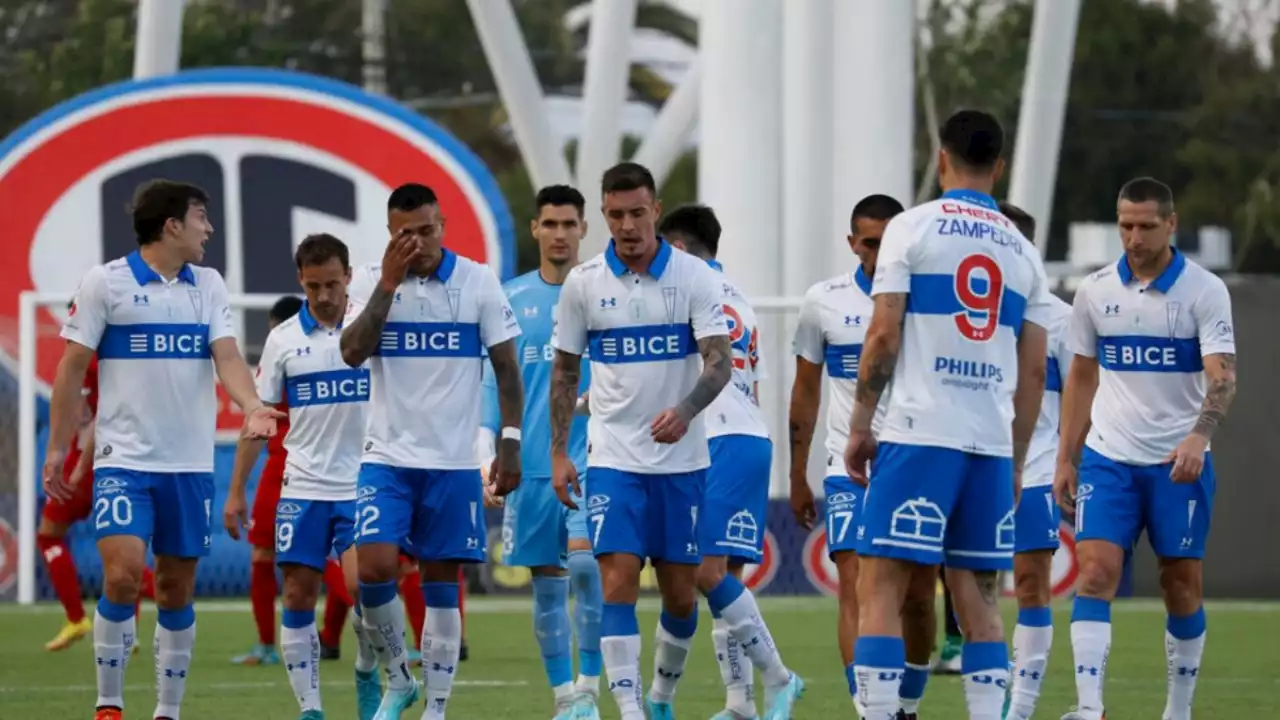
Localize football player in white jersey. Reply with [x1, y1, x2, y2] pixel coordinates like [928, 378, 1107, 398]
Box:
[789, 195, 939, 720]
[1054, 178, 1236, 720]
[548, 163, 732, 720]
[843, 110, 1055, 720]
[224, 234, 382, 719]
[43, 180, 282, 720]
[992, 202, 1075, 720]
[661, 204, 803, 720]
[342, 183, 524, 719]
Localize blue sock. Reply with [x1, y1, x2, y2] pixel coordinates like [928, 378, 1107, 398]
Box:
[961, 641, 1010, 716]
[532, 576, 573, 690]
[900, 662, 929, 712]
[567, 550, 603, 678]
[853, 636, 905, 715]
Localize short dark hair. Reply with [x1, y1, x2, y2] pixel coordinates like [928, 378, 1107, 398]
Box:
[295, 233, 350, 270]
[1118, 176, 1175, 218]
[659, 204, 722, 258]
[388, 183, 438, 212]
[940, 109, 1004, 171]
[601, 162, 657, 197]
[998, 201, 1036, 241]
[851, 194, 905, 227]
[131, 179, 209, 245]
[270, 295, 304, 324]
[535, 185, 586, 217]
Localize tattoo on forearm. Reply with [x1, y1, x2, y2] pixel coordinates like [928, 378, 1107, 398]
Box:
[975, 571, 1000, 607]
[855, 294, 904, 406]
[340, 285, 395, 365]
[1193, 354, 1237, 439]
[550, 350, 582, 454]
[487, 340, 524, 429]
[676, 335, 733, 420]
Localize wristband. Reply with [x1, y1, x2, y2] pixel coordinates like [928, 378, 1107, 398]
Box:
[501, 426, 522, 442]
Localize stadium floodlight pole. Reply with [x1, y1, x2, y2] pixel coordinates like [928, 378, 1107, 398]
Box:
[361, 0, 388, 95]
[1008, 0, 1083, 257]
[17, 292, 44, 605]
[782, 0, 833, 300]
[631, 60, 702, 190]
[575, 0, 639, 257]
[133, 0, 186, 79]
[830, 0, 914, 275]
[465, 0, 572, 192]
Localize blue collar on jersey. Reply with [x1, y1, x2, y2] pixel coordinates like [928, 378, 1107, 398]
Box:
[297, 300, 343, 334]
[605, 238, 673, 278]
[1116, 246, 1186, 293]
[126, 250, 196, 286]
[941, 188, 1000, 211]
[419, 248, 457, 282]
[854, 265, 873, 295]
[705, 258, 723, 272]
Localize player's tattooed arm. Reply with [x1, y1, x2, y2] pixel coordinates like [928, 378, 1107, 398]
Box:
[676, 335, 733, 421]
[487, 340, 524, 431]
[852, 293, 905, 428]
[1193, 353, 1237, 440]
[340, 285, 395, 366]
[550, 350, 583, 455]
[788, 358, 823, 481]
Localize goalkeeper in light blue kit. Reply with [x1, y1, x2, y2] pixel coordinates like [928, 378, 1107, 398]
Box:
[479, 185, 604, 720]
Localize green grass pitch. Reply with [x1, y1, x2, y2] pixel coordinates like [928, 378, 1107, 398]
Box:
[0, 597, 1276, 718]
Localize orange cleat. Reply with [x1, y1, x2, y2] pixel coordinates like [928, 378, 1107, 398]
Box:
[94, 708, 123, 720]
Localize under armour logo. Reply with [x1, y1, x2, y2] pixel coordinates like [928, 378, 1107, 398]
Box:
[133, 294, 149, 305]
[1104, 304, 1120, 315]
[96, 657, 120, 667]
[600, 297, 617, 308]
[1077, 665, 1100, 676]
[164, 668, 188, 678]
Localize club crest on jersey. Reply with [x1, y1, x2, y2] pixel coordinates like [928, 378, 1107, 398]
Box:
[448, 288, 462, 323]
[663, 286, 677, 324]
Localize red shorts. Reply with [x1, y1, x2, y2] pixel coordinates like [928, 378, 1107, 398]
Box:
[42, 464, 94, 526]
[248, 459, 286, 550]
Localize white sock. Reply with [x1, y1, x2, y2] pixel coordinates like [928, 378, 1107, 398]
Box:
[853, 636, 904, 720]
[352, 606, 379, 674]
[602, 634, 644, 716]
[959, 642, 1010, 720]
[93, 602, 136, 710]
[154, 610, 197, 719]
[1070, 620, 1111, 720]
[421, 606, 463, 718]
[281, 621, 322, 712]
[575, 673, 600, 698]
[1008, 612, 1054, 719]
[650, 617, 695, 704]
[360, 585, 414, 692]
[1163, 620, 1206, 720]
[713, 616, 756, 718]
[717, 588, 790, 689]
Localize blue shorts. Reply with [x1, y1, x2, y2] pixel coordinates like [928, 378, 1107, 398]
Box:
[822, 474, 865, 558]
[502, 475, 589, 568]
[859, 442, 1015, 571]
[1075, 447, 1215, 559]
[587, 467, 704, 565]
[1015, 485, 1061, 553]
[355, 464, 486, 562]
[699, 435, 771, 564]
[93, 468, 214, 558]
[275, 499, 356, 571]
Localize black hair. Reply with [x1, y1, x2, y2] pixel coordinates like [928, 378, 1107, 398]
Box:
[997, 201, 1036, 241]
[940, 109, 1004, 171]
[851, 194, 905, 227]
[658, 204, 722, 258]
[270, 295, 304, 324]
[535, 185, 586, 217]
[601, 162, 657, 197]
[295, 233, 350, 270]
[1118, 176, 1175, 218]
[387, 183, 438, 212]
[131, 179, 209, 245]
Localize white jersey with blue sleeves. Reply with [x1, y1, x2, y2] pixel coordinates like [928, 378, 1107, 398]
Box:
[348, 249, 521, 469]
[872, 189, 1056, 457]
[551, 241, 730, 473]
[256, 300, 369, 501]
[792, 267, 881, 460]
[705, 260, 769, 440]
[1023, 294, 1074, 487]
[1068, 249, 1235, 465]
[480, 270, 590, 477]
[61, 251, 235, 473]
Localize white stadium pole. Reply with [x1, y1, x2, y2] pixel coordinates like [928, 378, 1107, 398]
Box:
[632, 60, 702, 190]
[1008, 0, 1083, 256]
[782, 0, 834, 298]
[133, 0, 187, 79]
[17, 293, 43, 605]
[576, 0, 639, 257]
[361, 0, 388, 95]
[830, 0, 914, 274]
[466, 0, 573, 191]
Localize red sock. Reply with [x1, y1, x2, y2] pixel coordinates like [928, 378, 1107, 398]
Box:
[250, 560, 278, 646]
[319, 560, 351, 647]
[456, 566, 466, 636]
[37, 535, 84, 624]
[400, 569, 425, 649]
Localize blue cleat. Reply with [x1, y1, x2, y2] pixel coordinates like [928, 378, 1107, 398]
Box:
[371, 679, 420, 720]
[230, 644, 280, 666]
[762, 673, 805, 720]
[299, 711, 324, 720]
[355, 667, 383, 720]
[710, 711, 756, 719]
[646, 696, 675, 719]
[568, 693, 602, 720]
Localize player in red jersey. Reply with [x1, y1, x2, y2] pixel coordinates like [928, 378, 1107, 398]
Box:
[40, 346, 157, 651]
[228, 296, 303, 666]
